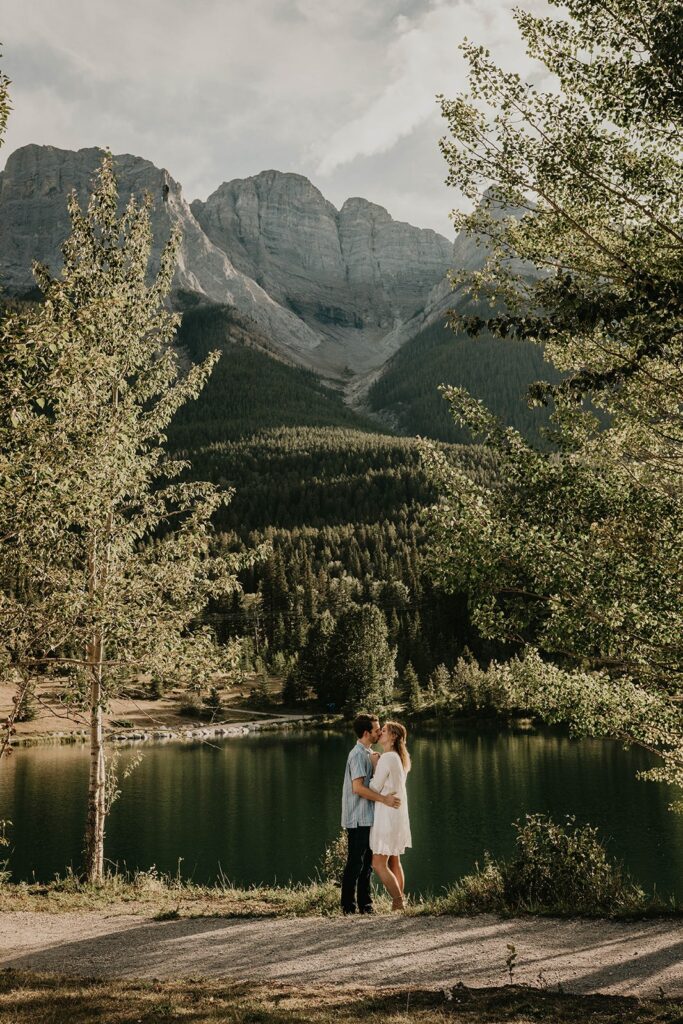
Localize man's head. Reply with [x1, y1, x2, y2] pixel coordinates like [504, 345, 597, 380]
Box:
[353, 713, 381, 744]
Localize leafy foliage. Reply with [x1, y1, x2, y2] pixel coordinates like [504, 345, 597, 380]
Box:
[433, 814, 647, 916]
[424, 0, 683, 802]
[0, 155, 252, 876]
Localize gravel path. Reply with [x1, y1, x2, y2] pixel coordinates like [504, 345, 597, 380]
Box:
[3, 913, 683, 997]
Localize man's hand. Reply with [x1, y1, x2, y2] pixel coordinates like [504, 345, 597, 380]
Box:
[383, 793, 401, 808]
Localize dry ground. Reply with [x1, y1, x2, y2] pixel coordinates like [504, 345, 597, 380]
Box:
[1, 678, 290, 743]
[2, 971, 683, 1024]
[1, 912, 682, 999]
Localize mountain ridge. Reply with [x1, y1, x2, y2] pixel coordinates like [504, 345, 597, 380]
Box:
[0, 143, 458, 382]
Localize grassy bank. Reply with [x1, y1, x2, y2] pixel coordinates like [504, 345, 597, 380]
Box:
[2, 813, 678, 920]
[1, 970, 681, 1024]
[1, 872, 677, 921]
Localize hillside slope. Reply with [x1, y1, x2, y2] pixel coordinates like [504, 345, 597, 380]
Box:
[366, 320, 558, 445]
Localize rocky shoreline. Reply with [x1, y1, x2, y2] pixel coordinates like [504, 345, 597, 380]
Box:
[11, 713, 324, 749]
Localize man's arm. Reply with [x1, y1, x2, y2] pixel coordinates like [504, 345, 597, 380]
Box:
[352, 777, 401, 808]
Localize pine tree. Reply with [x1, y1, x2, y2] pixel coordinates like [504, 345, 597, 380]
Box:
[428, 663, 451, 702]
[324, 604, 395, 713]
[403, 661, 423, 715]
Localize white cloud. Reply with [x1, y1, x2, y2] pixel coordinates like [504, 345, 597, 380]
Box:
[1, 0, 554, 234]
[313, 0, 547, 176]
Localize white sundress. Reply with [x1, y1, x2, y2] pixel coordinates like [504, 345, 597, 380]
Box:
[368, 750, 412, 856]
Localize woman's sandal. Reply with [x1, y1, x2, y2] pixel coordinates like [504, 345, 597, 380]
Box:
[391, 896, 406, 911]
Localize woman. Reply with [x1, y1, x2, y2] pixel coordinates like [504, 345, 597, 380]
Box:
[369, 721, 412, 910]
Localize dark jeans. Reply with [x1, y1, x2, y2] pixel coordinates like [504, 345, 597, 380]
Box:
[340, 825, 373, 913]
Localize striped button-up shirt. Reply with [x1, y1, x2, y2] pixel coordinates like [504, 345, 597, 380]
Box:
[341, 741, 375, 828]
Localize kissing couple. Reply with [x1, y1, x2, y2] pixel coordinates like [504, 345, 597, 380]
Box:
[340, 712, 412, 913]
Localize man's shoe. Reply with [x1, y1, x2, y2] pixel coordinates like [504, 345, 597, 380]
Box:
[359, 906, 374, 915]
[342, 907, 357, 915]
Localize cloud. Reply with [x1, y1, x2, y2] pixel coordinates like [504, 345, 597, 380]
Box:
[313, 0, 548, 175]
[1, 0, 552, 235]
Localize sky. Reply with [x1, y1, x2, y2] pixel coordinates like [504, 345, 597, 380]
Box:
[0, 0, 549, 238]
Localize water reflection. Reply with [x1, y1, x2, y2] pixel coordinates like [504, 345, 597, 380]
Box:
[1, 728, 682, 897]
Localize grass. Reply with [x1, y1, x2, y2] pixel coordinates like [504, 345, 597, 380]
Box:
[0, 971, 681, 1024]
[0, 872, 345, 918]
[1, 816, 679, 921]
[0, 870, 678, 921]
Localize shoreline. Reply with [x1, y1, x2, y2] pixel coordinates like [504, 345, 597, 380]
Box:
[8, 712, 326, 749]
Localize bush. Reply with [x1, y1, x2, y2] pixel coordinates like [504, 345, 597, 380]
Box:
[318, 829, 347, 884]
[431, 854, 507, 915]
[179, 693, 204, 718]
[502, 814, 645, 914]
[432, 814, 646, 917]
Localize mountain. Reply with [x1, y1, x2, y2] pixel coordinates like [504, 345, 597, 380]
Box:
[191, 171, 453, 375]
[0, 145, 323, 364]
[0, 145, 455, 380]
[0, 143, 550, 444]
[169, 305, 381, 448]
[366, 319, 557, 446]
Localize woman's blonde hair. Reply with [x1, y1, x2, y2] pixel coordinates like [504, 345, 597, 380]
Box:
[385, 720, 411, 772]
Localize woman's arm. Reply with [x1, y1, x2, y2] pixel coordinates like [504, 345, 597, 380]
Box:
[369, 755, 391, 794]
[352, 777, 400, 807]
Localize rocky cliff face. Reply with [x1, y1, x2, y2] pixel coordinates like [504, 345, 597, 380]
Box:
[0, 145, 322, 360]
[0, 145, 459, 379]
[191, 171, 454, 342]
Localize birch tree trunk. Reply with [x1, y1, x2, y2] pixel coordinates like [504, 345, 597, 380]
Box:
[85, 638, 106, 882]
[85, 388, 117, 883]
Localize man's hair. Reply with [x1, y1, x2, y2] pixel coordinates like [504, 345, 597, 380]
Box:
[353, 713, 379, 739]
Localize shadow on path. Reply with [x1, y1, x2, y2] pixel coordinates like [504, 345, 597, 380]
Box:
[1, 913, 682, 997]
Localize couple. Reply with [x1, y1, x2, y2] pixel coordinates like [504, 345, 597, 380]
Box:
[340, 712, 411, 913]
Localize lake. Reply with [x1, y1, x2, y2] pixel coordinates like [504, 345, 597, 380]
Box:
[2, 727, 683, 898]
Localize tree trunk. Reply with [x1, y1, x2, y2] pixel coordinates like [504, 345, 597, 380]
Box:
[84, 527, 107, 884]
[85, 390, 117, 883]
[85, 640, 106, 883]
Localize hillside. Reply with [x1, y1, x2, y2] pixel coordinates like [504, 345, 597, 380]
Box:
[366, 320, 558, 446]
[169, 306, 381, 447]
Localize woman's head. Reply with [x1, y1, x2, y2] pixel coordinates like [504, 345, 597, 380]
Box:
[380, 720, 411, 771]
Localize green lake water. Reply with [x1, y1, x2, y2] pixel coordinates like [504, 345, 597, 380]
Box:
[2, 727, 682, 898]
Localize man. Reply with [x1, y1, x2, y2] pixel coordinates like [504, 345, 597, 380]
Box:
[340, 712, 401, 914]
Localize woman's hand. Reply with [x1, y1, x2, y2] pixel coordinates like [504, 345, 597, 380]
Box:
[370, 751, 381, 769]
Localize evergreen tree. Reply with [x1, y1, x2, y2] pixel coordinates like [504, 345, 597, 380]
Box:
[323, 604, 395, 713]
[403, 661, 423, 715]
[428, 663, 451, 702]
[284, 610, 335, 704]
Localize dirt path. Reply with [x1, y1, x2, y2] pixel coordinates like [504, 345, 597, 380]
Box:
[2, 913, 682, 997]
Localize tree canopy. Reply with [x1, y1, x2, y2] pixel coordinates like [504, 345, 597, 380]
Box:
[424, 0, 683, 802]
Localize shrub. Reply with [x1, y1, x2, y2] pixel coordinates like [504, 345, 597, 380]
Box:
[179, 693, 204, 718]
[318, 829, 347, 884]
[432, 814, 646, 916]
[502, 814, 645, 914]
